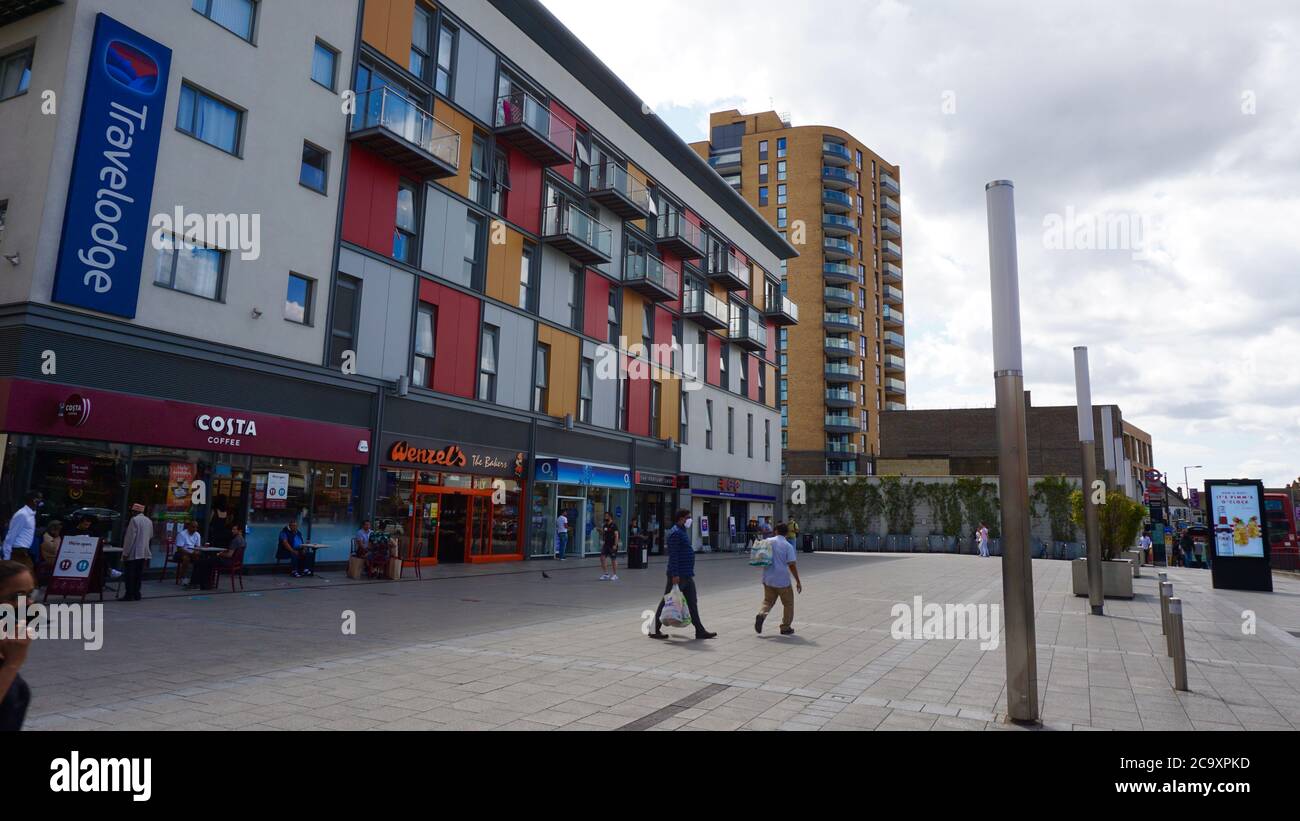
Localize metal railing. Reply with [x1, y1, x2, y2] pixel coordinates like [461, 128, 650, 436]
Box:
[683, 288, 728, 325]
[351, 87, 461, 169]
[589, 162, 651, 212]
[543, 203, 611, 257]
[624, 247, 679, 293]
[494, 89, 575, 154]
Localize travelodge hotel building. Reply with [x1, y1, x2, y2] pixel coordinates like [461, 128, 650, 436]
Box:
[0, 0, 795, 569]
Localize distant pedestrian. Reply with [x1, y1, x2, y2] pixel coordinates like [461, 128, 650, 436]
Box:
[555, 510, 570, 561]
[121, 503, 152, 601]
[648, 509, 716, 640]
[0, 560, 36, 731]
[1, 491, 40, 564]
[977, 522, 990, 557]
[1138, 532, 1153, 564]
[599, 512, 620, 581]
[755, 522, 802, 636]
[278, 520, 310, 577]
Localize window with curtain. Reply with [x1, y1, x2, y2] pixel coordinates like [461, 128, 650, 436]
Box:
[177, 83, 243, 155]
[192, 0, 256, 42]
[413, 304, 435, 387]
[155, 238, 225, 301]
[479, 325, 498, 402]
[394, 181, 417, 263]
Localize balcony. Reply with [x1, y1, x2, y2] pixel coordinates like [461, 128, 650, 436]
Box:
[826, 442, 859, 459]
[623, 247, 679, 301]
[762, 295, 799, 326]
[825, 388, 856, 409]
[884, 330, 905, 350]
[823, 237, 854, 261]
[708, 250, 751, 291]
[884, 353, 905, 373]
[0, 0, 63, 26]
[823, 286, 855, 308]
[882, 218, 902, 238]
[882, 196, 901, 217]
[728, 306, 767, 352]
[883, 305, 904, 328]
[683, 289, 728, 331]
[709, 150, 742, 173]
[823, 189, 853, 214]
[823, 312, 861, 332]
[823, 262, 859, 285]
[822, 166, 857, 189]
[822, 141, 852, 166]
[882, 240, 903, 261]
[885, 377, 906, 395]
[824, 336, 855, 358]
[349, 87, 460, 179]
[494, 90, 575, 166]
[882, 262, 903, 283]
[825, 415, 860, 434]
[880, 172, 900, 195]
[655, 211, 706, 260]
[825, 363, 862, 383]
[823, 213, 858, 237]
[542, 204, 611, 265]
[886, 401, 907, 411]
[883, 284, 904, 304]
[588, 162, 651, 219]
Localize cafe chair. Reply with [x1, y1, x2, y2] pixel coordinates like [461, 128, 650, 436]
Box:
[159, 543, 192, 584]
[400, 538, 422, 580]
[214, 543, 246, 592]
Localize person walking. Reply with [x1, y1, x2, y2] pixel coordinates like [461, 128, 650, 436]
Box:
[121, 503, 152, 601]
[977, 522, 990, 557]
[755, 522, 802, 636]
[599, 511, 620, 581]
[648, 509, 716, 640]
[1, 491, 40, 564]
[555, 509, 569, 561]
[0, 560, 36, 731]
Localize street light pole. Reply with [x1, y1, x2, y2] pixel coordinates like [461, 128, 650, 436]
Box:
[1184, 466, 1202, 502]
[1075, 347, 1103, 616]
[986, 180, 1038, 724]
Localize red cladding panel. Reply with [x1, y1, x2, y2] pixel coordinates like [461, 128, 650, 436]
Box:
[706, 334, 721, 386]
[660, 252, 682, 312]
[585, 274, 611, 339]
[655, 307, 674, 369]
[505, 148, 543, 234]
[419, 279, 481, 398]
[626, 355, 650, 437]
[342, 148, 399, 256]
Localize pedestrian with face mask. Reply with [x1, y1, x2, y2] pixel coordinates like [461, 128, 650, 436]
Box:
[648, 509, 716, 640]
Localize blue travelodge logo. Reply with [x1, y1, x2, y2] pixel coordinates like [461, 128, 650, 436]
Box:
[104, 40, 160, 94]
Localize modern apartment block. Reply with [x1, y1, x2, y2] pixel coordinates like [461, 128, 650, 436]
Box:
[692, 110, 903, 477]
[0, 0, 795, 569]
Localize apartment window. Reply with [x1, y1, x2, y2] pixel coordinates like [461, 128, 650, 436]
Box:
[777, 160, 787, 181]
[779, 328, 788, 350]
[779, 379, 788, 402]
[490, 150, 511, 214]
[776, 138, 787, 158]
[642, 302, 654, 353]
[719, 340, 728, 387]
[478, 325, 499, 402]
[568, 264, 583, 329]
[618, 376, 631, 431]
[410, 5, 433, 81]
[759, 363, 767, 400]
[680, 393, 689, 445]
[154, 237, 225, 301]
[0, 48, 33, 101]
[311, 40, 338, 90]
[519, 243, 536, 310]
[435, 21, 457, 95]
[781, 406, 788, 427]
[650, 381, 662, 438]
[872, 160, 877, 178]
[177, 83, 243, 155]
[534, 344, 550, 412]
[468, 136, 490, 207]
[572, 134, 591, 189]
[579, 358, 594, 423]
[764, 419, 771, 461]
[739, 354, 749, 397]
[464, 213, 485, 282]
[777, 184, 787, 205]
[412, 304, 435, 387]
[192, 0, 256, 42]
[329, 274, 361, 367]
[727, 407, 735, 454]
[758, 140, 769, 160]
[705, 400, 714, 449]
[758, 187, 769, 207]
[393, 181, 418, 263]
[672, 317, 682, 372]
[607, 290, 620, 344]
[747, 413, 754, 458]
[284, 273, 314, 324]
[776, 208, 787, 229]
[856, 149, 863, 169]
[299, 142, 329, 194]
[0, 200, 7, 246]
[756, 163, 769, 185]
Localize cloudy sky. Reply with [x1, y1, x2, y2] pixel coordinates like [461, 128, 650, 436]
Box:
[543, 0, 1300, 491]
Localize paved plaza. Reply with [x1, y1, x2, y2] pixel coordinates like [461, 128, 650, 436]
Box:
[20, 551, 1300, 731]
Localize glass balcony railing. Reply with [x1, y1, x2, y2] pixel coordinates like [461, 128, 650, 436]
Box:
[885, 377, 906, 393]
[542, 203, 611, 259]
[886, 401, 907, 411]
[826, 442, 859, 455]
[883, 284, 904, 303]
[709, 150, 742, 168]
[822, 166, 856, 186]
[882, 218, 902, 236]
[882, 240, 903, 259]
[882, 196, 901, 216]
[824, 312, 861, 330]
[883, 305, 903, 324]
[824, 336, 854, 354]
[709, 250, 751, 288]
[728, 308, 766, 348]
[884, 354, 906, 370]
[683, 289, 728, 326]
[882, 262, 903, 281]
[822, 142, 852, 164]
[825, 363, 861, 380]
[824, 237, 854, 256]
[494, 89, 575, 156]
[823, 189, 853, 210]
[351, 87, 461, 170]
[823, 262, 859, 282]
[823, 214, 858, 234]
[825, 388, 856, 403]
[624, 247, 679, 295]
[825, 415, 857, 429]
[824, 286, 855, 305]
[884, 330, 905, 348]
[655, 210, 705, 256]
[880, 173, 900, 194]
[589, 162, 651, 214]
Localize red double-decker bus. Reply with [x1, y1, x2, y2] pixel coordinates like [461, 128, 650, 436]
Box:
[1264, 492, 1298, 555]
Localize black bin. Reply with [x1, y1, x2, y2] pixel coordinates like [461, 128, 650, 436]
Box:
[626, 536, 647, 569]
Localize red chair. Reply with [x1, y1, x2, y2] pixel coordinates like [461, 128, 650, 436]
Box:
[159, 543, 192, 584]
[213, 543, 246, 592]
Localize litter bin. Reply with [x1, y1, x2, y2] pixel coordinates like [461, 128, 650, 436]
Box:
[802, 534, 815, 554]
[626, 536, 647, 569]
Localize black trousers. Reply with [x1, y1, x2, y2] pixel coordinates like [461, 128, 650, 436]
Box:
[122, 559, 146, 600]
[653, 575, 707, 635]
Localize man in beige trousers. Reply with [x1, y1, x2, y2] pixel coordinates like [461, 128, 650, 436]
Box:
[121, 503, 152, 601]
[755, 522, 802, 636]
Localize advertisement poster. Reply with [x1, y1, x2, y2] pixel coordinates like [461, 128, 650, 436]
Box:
[47, 534, 102, 598]
[266, 472, 289, 510]
[167, 462, 194, 510]
[1210, 484, 1265, 558]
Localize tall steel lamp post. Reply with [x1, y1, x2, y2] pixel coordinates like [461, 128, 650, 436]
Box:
[1075, 347, 1103, 615]
[1184, 466, 1202, 500]
[986, 180, 1038, 723]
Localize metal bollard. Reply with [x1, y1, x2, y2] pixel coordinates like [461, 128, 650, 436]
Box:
[1168, 597, 1188, 691]
[1159, 581, 1172, 640]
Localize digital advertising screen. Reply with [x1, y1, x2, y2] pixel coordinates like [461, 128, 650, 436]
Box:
[1209, 483, 1266, 558]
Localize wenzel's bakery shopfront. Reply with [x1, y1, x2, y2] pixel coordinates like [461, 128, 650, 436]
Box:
[0, 379, 372, 569]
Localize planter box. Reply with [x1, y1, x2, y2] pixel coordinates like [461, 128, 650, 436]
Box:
[865, 534, 881, 552]
[989, 538, 1002, 557]
[1071, 558, 1135, 599]
[1123, 549, 1144, 576]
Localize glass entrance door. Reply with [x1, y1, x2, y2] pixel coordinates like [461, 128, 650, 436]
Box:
[557, 495, 584, 557]
[437, 493, 468, 563]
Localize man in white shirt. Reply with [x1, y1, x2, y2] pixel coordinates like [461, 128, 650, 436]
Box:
[174, 519, 202, 580]
[1138, 532, 1153, 564]
[755, 522, 802, 636]
[555, 511, 569, 560]
[1, 492, 40, 562]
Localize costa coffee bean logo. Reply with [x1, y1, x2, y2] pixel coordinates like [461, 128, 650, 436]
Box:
[58, 394, 92, 427]
[388, 441, 468, 468]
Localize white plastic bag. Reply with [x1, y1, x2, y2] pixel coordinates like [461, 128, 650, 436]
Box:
[660, 584, 691, 628]
[749, 537, 774, 567]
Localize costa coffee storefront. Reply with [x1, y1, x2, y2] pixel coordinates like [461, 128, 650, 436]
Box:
[0, 379, 372, 568]
[375, 435, 527, 564]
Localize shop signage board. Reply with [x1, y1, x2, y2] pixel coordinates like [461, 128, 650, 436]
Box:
[47, 534, 103, 599]
[382, 436, 525, 479]
[1205, 479, 1273, 592]
[634, 471, 677, 489]
[533, 458, 631, 489]
[266, 472, 289, 509]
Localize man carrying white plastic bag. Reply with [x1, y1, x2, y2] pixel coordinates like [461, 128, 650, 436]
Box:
[648, 509, 716, 640]
[755, 522, 801, 636]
